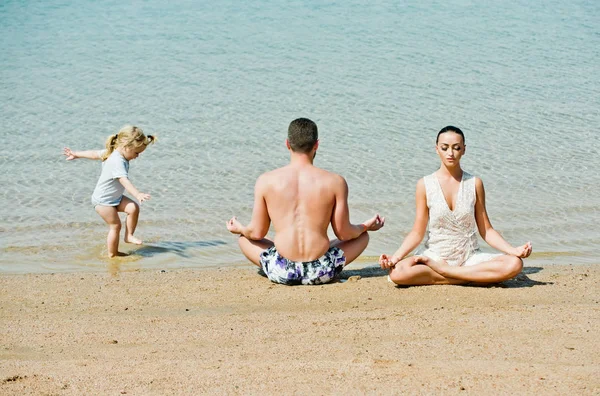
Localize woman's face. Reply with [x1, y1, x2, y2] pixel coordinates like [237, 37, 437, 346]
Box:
[436, 131, 465, 166]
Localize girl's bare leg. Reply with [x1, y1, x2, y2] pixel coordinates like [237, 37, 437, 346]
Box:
[388, 256, 467, 286]
[95, 205, 123, 258]
[418, 255, 523, 283]
[118, 196, 142, 245]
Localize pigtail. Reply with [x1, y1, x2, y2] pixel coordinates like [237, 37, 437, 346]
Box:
[101, 133, 119, 161]
[100, 126, 155, 161]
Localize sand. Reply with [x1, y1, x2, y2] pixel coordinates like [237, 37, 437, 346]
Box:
[1, 264, 598, 395]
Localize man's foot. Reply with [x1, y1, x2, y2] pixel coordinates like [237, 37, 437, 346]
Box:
[124, 235, 143, 245]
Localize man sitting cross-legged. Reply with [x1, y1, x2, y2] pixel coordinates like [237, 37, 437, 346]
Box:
[226, 117, 384, 285]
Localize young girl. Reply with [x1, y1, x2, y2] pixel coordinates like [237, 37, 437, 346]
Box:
[379, 126, 532, 285]
[64, 125, 156, 258]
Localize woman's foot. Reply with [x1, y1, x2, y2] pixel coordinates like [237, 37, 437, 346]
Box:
[414, 255, 449, 275]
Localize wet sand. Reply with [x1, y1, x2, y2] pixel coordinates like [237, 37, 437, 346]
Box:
[1, 264, 598, 395]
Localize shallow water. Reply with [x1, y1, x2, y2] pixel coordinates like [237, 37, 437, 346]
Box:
[1, 0, 599, 273]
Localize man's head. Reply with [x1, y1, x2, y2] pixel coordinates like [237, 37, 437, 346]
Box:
[287, 118, 319, 154]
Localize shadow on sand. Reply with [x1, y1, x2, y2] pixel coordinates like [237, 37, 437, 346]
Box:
[255, 265, 388, 282]
[131, 240, 227, 258]
[343, 265, 551, 288]
[493, 266, 551, 288]
[340, 266, 388, 280]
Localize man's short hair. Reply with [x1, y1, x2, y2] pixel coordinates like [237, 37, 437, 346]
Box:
[288, 118, 318, 153]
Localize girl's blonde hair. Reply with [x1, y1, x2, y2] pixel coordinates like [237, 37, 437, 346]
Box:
[101, 125, 156, 161]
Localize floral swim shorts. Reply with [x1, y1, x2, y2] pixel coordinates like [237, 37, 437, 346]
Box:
[259, 246, 346, 285]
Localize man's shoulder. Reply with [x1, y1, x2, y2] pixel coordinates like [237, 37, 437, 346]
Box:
[257, 167, 285, 182]
[312, 168, 347, 194]
[258, 165, 345, 185]
[309, 165, 342, 179]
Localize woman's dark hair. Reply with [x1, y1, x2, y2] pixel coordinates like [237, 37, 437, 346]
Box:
[436, 125, 465, 144]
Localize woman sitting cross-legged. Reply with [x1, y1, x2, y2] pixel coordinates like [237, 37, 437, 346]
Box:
[379, 126, 532, 286]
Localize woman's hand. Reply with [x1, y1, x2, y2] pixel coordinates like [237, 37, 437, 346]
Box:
[379, 254, 398, 269]
[511, 242, 532, 258]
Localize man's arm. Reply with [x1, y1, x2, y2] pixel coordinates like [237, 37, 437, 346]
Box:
[227, 175, 271, 240]
[330, 175, 369, 241]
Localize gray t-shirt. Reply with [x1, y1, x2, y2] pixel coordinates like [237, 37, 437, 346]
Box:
[91, 150, 129, 206]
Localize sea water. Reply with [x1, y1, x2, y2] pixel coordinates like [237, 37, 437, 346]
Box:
[1, 0, 599, 273]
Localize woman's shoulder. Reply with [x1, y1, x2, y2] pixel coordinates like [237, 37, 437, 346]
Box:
[421, 171, 437, 182]
[463, 172, 486, 193]
[462, 170, 476, 179]
[463, 171, 483, 184]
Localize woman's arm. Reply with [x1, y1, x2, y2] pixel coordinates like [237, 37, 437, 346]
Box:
[380, 179, 429, 267]
[474, 177, 532, 257]
[63, 147, 102, 160]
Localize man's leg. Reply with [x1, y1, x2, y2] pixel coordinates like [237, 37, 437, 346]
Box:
[330, 232, 369, 265]
[389, 256, 467, 286]
[237, 236, 274, 267]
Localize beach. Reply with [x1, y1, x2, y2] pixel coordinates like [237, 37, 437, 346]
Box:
[1, 264, 598, 395]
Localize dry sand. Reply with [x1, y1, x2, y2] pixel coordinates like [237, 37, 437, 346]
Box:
[1, 264, 598, 395]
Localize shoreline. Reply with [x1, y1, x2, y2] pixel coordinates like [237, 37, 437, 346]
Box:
[1, 264, 599, 394]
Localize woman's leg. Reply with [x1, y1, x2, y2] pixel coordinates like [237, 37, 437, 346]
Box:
[95, 205, 122, 258]
[419, 255, 523, 283]
[388, 256, 467, 286]
[117, 196, 142, 244]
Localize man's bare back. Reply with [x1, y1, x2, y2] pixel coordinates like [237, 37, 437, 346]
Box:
[259, 163, 342, 261]
[226, 118, 383, 285]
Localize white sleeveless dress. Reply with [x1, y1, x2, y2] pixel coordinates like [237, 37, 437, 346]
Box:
[416, 171, 502, 267]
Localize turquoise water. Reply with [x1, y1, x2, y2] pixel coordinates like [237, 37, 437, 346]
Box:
[1, 0, 599, 273]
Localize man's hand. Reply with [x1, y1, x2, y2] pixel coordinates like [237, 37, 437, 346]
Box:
[63, 147, 77, 160]
[363, 214, 385, 232]
[226, 216, 244, 234]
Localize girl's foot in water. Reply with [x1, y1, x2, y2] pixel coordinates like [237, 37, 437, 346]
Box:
[124, 235, 143, 245]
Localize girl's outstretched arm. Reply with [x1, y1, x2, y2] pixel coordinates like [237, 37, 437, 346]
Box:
[119, 177, 151, 203]
[379, 178, 429, 269]
[474, 177, 532, 258]
[63, 147, 102, 160]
